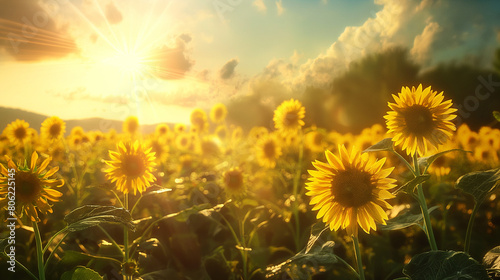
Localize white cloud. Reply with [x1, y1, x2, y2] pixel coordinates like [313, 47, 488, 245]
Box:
[276, 0, 284, 15]
[410, 21, 441, 63]
[253, 0, 267, 13]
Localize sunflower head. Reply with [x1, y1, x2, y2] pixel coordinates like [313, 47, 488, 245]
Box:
[0, 152, 64, 222]
[190, 109, 208, 133]
[41, 116, 66, 141]
[4, 119, 30, 146]
[210, 103, 228, 123]
[256, 134, 282, 168]
[174, 123, 187, 134]
[223, 167, 245, 197]
[123, 116, 140, 135]
[155, 124, 170, 137]
[306, 145, 396, 237]
[215, 125, 228, 140]
[273, 99, 305, 134]
[384, 84, 457, 156]
[105, 141, 156, 195]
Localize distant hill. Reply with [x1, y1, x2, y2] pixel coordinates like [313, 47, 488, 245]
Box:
[0, 107, 161, 135]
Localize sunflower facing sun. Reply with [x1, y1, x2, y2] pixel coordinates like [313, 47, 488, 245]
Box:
[105, 141, 156, 195]
[384, 84, 457, 156]
[306, 145, 396, 237]
[0, 152, 64, 222]
[273, 99, 306, 134]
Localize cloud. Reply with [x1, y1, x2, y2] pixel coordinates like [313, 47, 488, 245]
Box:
[0, 0, 79, 61]
[105, 1, 123, 25]
[253, 0, 267, 13]
[219, 58, 239, 79]
[276, 0, 284, 15]
[410, 21, 441, 63]
[152, 34, 195, 80]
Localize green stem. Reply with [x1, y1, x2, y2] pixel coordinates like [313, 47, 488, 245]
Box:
[464, 203, 480, 254]
[42, 227, 68, 254]
[98, 225, 125, 258]
[391, 150, 416, 176]
[123, 193, 131, 280]
[44, 232, 69, 271]
[352, 235, 365, 280]
[33, 221, 46, 280]
[292, 131, 304, 251]
[413, 155, 438, 251]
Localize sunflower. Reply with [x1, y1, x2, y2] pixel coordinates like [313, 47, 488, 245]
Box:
[273, 99, 305, 134]
[248, 126, 269, 143]
[105, 141, 156, 195]
[123, 116, 140, 135]
[384, 84, 457, 156]
[0, 152, 64, 222]
[306, 145, 396, 237]
[41, 116, 66, 141]
[174, 123, 187, 134]
[223, 167, 245, 197]
[256, 134, 282, 168]
[155, 124, 170, 137]
[210, 103, 228, 123]
[190, 109, 208, 133]
[215, 125, 228, 140]
[175, 133, 192, 151]
[4, 119, 30, 145]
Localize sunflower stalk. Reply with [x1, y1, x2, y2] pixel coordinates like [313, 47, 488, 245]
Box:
[352, 235, 365, 280]
[413, 154, 438, 251]
[464, 203, 480, 254]
[123, 193, 132, 280]
[33, 221, 46, 280]
[291, 130, 304, 251]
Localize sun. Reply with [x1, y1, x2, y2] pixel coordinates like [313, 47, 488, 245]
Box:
[103, 50, 148, 78]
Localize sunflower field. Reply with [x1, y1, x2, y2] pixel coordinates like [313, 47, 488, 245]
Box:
[1, 85, 500, 280]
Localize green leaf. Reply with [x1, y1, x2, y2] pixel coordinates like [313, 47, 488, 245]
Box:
[60, 250, 122, 267]
[379, 205, 439, 231]
[455, 168, 500, 204]
[493, 111, 500, 122]
[403, 250, 489, 280]
[266, 223, 339, 279]
[394, 174, 431, 195]
[418, 149, 470, 172]
[60, 266, 104, 280]
[64, 205, 136, 232]
[362, 138, 394, 153]
[483, 246, 500, 277]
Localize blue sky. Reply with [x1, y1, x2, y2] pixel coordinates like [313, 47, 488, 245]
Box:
[0, 0, 499, 125]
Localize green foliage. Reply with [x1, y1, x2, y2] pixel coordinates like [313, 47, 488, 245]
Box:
[403, 250, 489, 280]
[379, 205, 439, 231]
[60, 266, 104, 280]
[64, 205, 136, 232]
[493, 111, 500, 122]
[394, 174, 430, 195]
[483, 246, 500, 278]
[265, 223, 342, 279]
[418, 149, 469, 173]
[455, 168, 500, 204]
[363, 138, 394, 153]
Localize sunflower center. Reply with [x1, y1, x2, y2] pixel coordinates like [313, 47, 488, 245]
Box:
[49, 124, 62, 137]
[122, 154, 146, 177]
[225, 170, 244, 191]
[263, 141, 276, 158]
[402, 105, 434, 136]
[15, 171, 42, 203]
[331, 169, 374, 208]
[284, 112, 298, 126]
[14, 127, 27, 140]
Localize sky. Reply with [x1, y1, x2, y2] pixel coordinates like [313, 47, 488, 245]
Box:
[0, 0, 499, 125]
